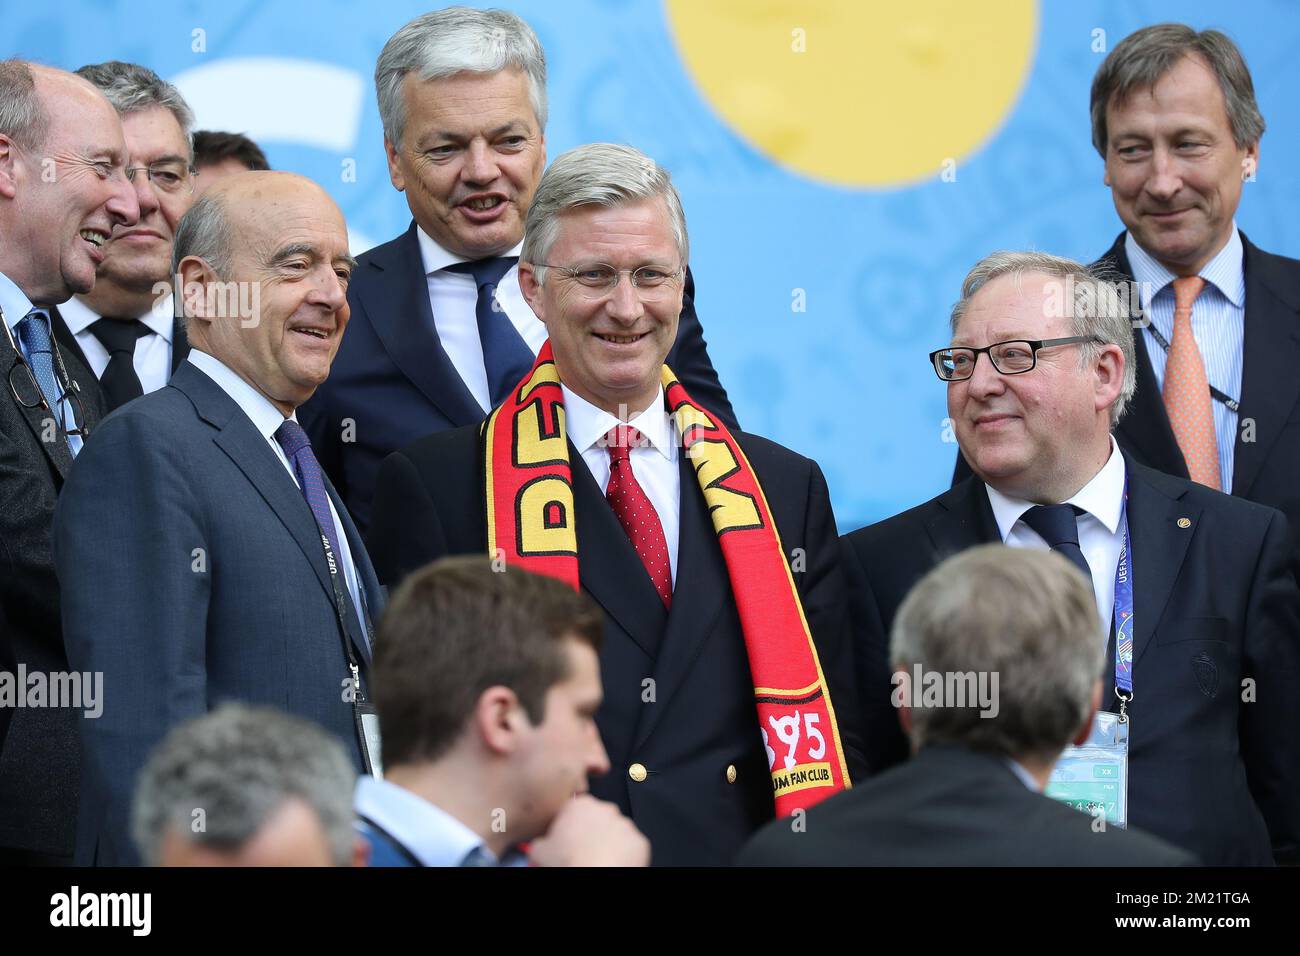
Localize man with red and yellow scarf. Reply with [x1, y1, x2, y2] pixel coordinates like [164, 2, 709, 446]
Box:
[368, 144, 866, 865]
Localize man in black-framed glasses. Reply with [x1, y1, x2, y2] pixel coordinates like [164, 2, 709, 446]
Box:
[0, 58, 139, 866]
[841, 250, 1300, 867]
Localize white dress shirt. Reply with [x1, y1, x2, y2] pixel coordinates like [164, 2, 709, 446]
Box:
[985, 437, 1127, 635]
[416, 227, 546, 414]
[563, 384, 681, 585]
[0, 268, 83, 454]
[57, 293, 176, 396]
[1127, 227, 1245, 492]
[186, 349, 368, 632]
[354, 775, 494, 867]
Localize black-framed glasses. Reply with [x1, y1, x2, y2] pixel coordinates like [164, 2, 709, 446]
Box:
[124, 160, 195, 194]
[532, 262, 684, 297]
[929, 336, 1103, 382]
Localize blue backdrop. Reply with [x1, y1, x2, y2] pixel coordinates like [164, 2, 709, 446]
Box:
[5, 0, 1296, 530]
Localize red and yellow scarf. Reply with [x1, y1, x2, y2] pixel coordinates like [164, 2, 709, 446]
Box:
[483, 342, 850, 814]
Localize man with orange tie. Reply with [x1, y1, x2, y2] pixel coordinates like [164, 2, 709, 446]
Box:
[955, 25, 1300, 582]
[844, 251, 1300, 865]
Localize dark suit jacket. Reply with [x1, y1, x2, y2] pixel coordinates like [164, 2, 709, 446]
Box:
[957, 231, 1300, 579]
[49, 304, 191, 410]
[737, 746, 1196, 866]
[367, 422, 865, 866]
[299, 223, 738, 534]
[0, 316, 105, 857]
[53, 361, 383, 866]
[843, 457, 1300, 865]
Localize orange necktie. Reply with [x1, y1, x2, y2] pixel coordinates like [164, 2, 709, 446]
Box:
[1162, 275, 1220, 490]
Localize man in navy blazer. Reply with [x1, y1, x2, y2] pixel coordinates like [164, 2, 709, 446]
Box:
[55, 172, 383, 866]
[956, 26, 1300, 580]
[298, 8, 736, 534]
[848, 252, 1300, 865]
[368, 144, 865, 866]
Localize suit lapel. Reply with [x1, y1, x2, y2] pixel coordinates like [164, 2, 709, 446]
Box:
[1099, 234, 1189, 479]
[362, 223, 486, 426]
[1124, 457, 1198, 668]
[924, 475, 1001, 556]
[571, 441, 668, 659]
[171, 364, 342, 613]
[632, 452, 730, 750]
[1232, 235, 1300, 497]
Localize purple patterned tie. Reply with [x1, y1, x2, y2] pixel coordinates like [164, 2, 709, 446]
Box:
[274, 419, 344, 557]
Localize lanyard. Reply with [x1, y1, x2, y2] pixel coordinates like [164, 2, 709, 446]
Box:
[1112, 499, 1135, 718]
[317, 526, 373, 700]
[1144, 321, 1240, 413]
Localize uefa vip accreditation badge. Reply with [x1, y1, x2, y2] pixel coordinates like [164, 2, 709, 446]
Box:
[1045, 710, 1130, 828]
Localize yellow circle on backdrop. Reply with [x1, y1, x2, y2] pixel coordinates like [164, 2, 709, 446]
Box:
[665, 0, 1038, 188]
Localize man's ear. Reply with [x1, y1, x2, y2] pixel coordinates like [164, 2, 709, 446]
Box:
[177, 255, 216, 325]
[1242, 140, 1260, 182]
[384, 138, 405, 192]
[0, 133, 21, 201]
[517, 262, 546, 325]
[475, 685, 527, 757]
[1094, 342, 1125, 415]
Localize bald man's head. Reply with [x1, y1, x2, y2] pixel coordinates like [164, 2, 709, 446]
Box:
[173, 170, 355, 415]
[0, 59, 139, 303]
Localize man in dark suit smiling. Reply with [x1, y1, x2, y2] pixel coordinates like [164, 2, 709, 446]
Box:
[847, 251, 1300, 865]
[56, 172, 384, 865]
[368, 143, 864, 866]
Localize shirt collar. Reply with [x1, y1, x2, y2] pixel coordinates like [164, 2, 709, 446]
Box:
[0, 269, 38, 332]
[416, 225, 523, 276]
[1126, 225, 1245, 309]
[185, 348, 293, 440]
[354, 775, 490, 867]
[1003, 757, 1043, 792]
[560, 383, 676, 461]
[44, 292, 175, 343]
[985, 436, 1125, 541]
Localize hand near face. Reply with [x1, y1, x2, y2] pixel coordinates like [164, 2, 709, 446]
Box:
[527, 794, 650, 867]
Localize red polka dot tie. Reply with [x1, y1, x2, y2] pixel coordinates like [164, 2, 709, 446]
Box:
[604, 425, 672, 608]
[1163, 276, 1220, 490]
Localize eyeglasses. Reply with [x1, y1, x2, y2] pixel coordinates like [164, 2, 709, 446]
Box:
[1, 313, 89, 438]
[532, 262, 684, 297]
[929, 336, 1102, 382]
[124, 160, 195, 194]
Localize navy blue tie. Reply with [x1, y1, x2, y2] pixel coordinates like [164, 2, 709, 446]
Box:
[446, 257, 534, 408]
[1020, 504, 1093, 584]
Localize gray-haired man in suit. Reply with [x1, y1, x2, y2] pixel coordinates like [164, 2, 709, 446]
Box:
[55, 171, 382, 865]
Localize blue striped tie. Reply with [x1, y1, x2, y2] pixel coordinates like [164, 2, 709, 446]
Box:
[16, 309, 75, 454]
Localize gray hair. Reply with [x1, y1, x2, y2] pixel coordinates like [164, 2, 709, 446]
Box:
[0, 59, 49, 152]
[891, 545, 1103, 764]
[522, 143, 689, 284]
[1091, 23, 1265, 156]
[172, 189, 233, 284]
[949, 250, 1137, 426]
[75, 60, 195, 164]
[131, 703, 357, 867]
[375, 6, 547, 149]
